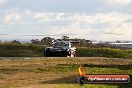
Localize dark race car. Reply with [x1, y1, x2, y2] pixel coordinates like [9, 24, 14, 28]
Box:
[44, 41, 77, 57]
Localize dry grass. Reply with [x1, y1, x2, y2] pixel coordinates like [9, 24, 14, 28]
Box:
[0, 57, 131, 88]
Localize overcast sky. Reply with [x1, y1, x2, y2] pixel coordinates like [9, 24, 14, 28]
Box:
[0, 0, 132, 41]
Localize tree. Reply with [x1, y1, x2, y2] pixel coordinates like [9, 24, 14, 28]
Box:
[41, 37, 53, 45]
[31, 39, 40, 44]
[11, 40, 21, 44]
[116, 40, 121, 43]
[62, 36, 69, 41]
[79, 39, 85, 46]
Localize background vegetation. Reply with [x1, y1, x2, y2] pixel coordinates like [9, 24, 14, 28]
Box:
[0, 43, 132, 59]
[76, 47, 132, 59]
[0, 43, 44, 57]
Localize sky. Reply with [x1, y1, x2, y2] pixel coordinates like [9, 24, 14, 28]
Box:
[0, 0, 132, 41]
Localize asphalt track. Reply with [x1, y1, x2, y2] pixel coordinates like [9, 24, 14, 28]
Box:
[0, 57, 132, 64]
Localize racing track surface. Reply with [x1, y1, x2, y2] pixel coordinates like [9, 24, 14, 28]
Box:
[0, 57, 131, 65]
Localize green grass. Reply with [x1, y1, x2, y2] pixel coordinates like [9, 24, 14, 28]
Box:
[76, 47, 132, 59]
[0, 44, 44, 57]
[1, 43, 132, 59]
[0, 43, 132, 59]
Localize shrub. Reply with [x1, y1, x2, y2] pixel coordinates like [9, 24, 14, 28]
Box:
[0, 44, 44, 57]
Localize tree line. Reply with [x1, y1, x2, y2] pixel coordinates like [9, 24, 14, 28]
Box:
[0, 36, 130, 49]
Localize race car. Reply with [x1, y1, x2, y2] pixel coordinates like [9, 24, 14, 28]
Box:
[44, 41, 77, 57]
